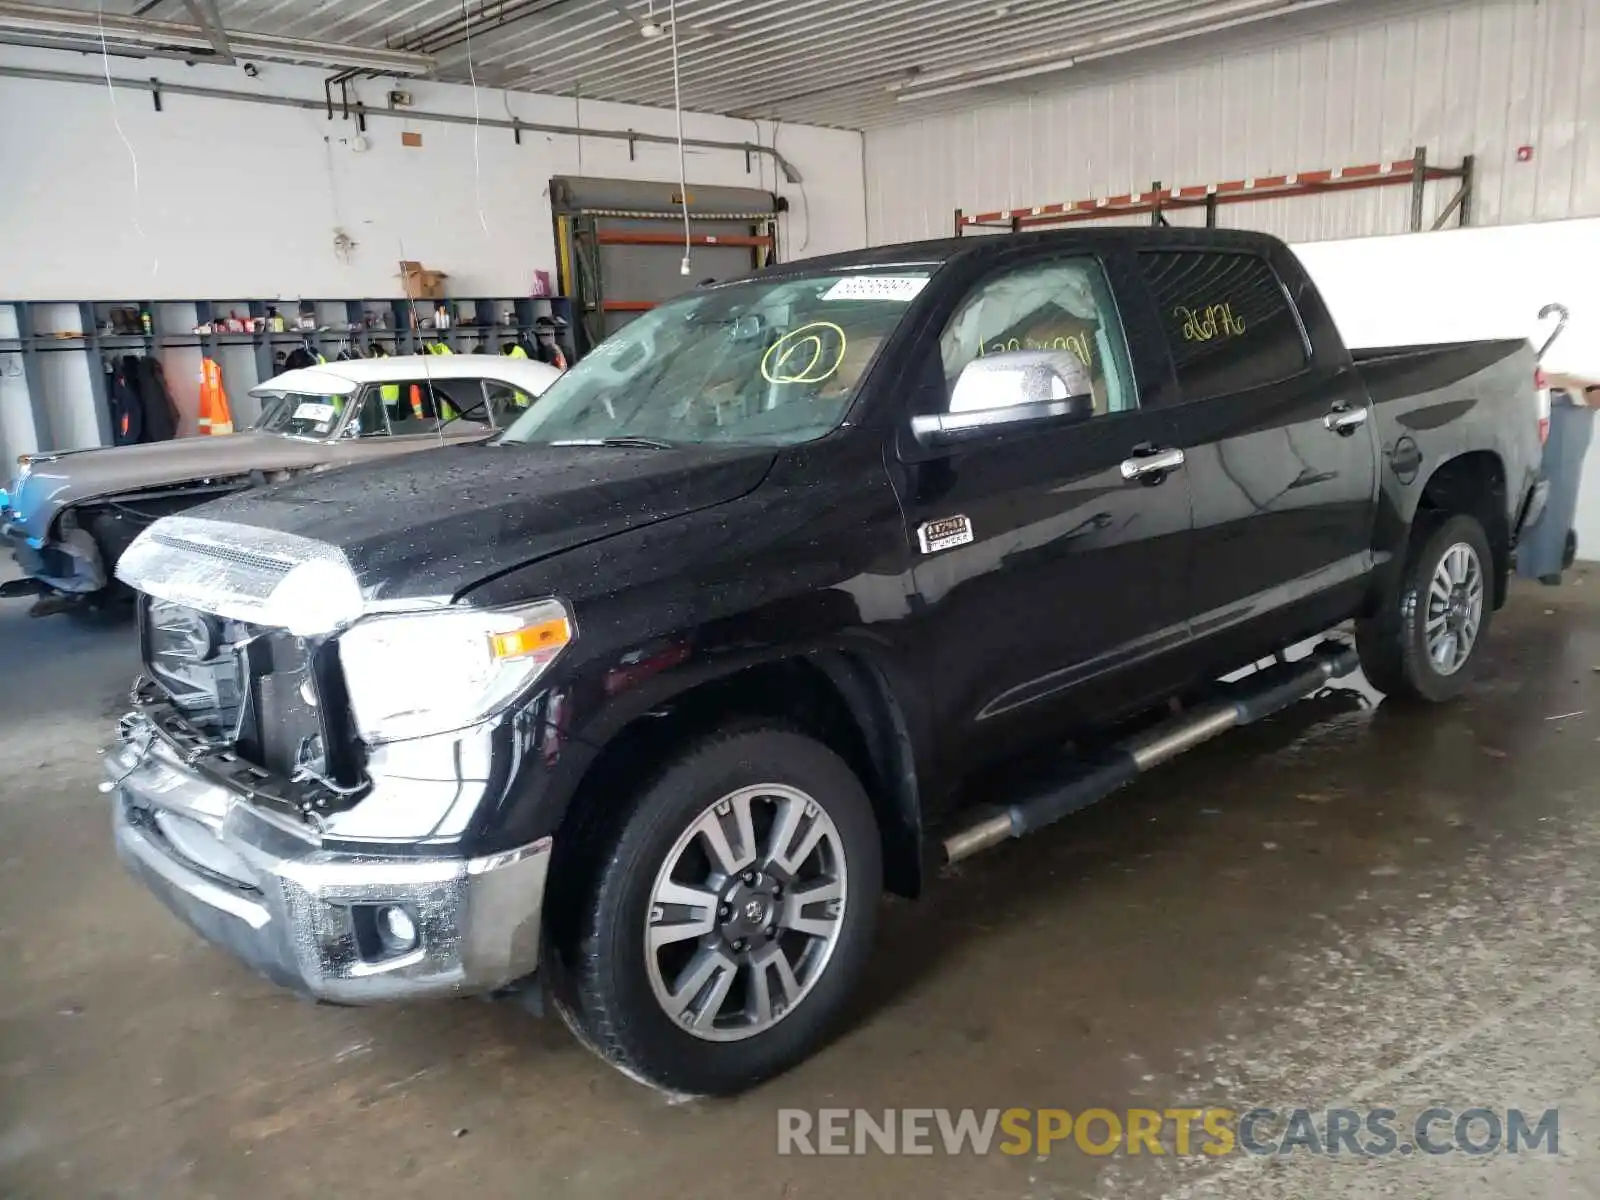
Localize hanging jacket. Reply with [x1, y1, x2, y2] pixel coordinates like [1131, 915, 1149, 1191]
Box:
[108, 357, 143, 445]
[497, 343, 535, 407]
[197, 358, 234, 435]
[283, 346, 325, 371]
[135, 356, 180, 443]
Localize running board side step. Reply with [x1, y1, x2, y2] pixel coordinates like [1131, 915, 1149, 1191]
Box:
[942, 640, 1360, 865]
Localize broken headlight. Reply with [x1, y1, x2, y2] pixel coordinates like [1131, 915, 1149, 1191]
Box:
[336, 598, 573, 743]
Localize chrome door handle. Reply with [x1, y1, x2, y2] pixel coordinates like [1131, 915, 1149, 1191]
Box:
[1324, 405, 1369, 435]
[1120, 446, 1185, 481]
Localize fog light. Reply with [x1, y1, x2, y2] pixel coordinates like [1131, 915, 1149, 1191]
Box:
[377, 904, 418, 953]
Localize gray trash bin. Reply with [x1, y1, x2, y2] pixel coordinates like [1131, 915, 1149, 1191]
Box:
[1517, 392, 1595, 581]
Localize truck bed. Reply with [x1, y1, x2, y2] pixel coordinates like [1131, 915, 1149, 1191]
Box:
[1351, 338, 1529, 407]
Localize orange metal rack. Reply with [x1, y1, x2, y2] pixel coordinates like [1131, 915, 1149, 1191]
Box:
[955, 145, 1474, 236]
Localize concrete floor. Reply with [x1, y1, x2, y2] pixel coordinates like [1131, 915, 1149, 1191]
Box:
[2, 570, 1598, 1200]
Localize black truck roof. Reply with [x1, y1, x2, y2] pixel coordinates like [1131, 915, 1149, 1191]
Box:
[760, 226, 1292, 279]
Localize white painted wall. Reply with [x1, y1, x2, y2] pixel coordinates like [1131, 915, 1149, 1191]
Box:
[865, 0, 1600, 246]
[1295, 217, 1600, 560]
[0, 46, 863, 300]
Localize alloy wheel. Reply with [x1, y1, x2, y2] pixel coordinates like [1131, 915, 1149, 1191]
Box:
[1425, 541, 1484, 675]
[644, 784, 847, 1042]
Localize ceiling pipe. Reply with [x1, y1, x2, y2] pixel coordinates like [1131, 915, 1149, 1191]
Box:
[325, 1, 562, 93]
[0, 31, 201, 62]
[892, 0, 1345, 101]
[0, 1, 435, 74]
[397, 0, 563, 56]
[0, 64, 804, 182]
[178, 0, 232, 66]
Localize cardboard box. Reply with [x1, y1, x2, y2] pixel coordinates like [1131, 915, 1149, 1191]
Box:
[399, 261, 448, 300]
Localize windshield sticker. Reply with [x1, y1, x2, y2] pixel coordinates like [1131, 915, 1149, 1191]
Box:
[1176, 303, 1247, 342]
[293, 401, 337, 422]
[761, 322, 847, 384]
[822, 276, 928, 302]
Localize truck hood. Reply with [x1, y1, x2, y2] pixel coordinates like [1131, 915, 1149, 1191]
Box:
[158, 442, 778, 602]
[4, 432, 336, 542]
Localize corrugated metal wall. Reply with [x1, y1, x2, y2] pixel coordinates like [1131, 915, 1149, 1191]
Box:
[865, 0, 1599, 246]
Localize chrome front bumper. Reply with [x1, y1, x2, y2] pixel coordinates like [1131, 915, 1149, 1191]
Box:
[106, 724, 551, 1003]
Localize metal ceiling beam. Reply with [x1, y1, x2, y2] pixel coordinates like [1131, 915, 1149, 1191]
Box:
[494, 0, 1208, 115]
[0, 1, 434, 73]
[0, 30, 206, 61]
[180, 0, 233, 65]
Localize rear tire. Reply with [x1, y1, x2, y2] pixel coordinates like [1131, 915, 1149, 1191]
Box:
[1356, 513, 1493, 703]
[551, 727, 882, 1096]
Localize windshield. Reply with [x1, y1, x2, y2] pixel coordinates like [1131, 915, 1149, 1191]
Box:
[253, 391, 350, 438]
[499, 270, 933, 447]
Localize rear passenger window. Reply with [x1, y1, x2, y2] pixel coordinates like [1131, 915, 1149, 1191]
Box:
[1139, 252, 1308, 401]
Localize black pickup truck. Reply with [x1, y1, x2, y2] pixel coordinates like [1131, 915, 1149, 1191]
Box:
[105, 229, 1547, 1096]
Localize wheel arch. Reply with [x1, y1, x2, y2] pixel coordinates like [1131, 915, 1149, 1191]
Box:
[1410, 449, 1511, 607]
[546, 651, 926, 906]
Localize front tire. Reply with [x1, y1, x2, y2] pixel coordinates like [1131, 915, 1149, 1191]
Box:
[554, 727, 882, 1095]
[1356, 513, 1493, 703]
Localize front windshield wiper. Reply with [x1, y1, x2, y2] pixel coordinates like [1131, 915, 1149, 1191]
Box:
[548, 436, 676, 449]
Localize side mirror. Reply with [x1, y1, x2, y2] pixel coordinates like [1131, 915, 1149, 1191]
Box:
[911, 350, 1096, 448]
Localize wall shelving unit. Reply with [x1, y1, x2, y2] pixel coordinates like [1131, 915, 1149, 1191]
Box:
[0, 294, 575, 456]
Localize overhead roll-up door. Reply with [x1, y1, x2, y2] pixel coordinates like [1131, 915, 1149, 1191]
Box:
[551, 176, 783, 355]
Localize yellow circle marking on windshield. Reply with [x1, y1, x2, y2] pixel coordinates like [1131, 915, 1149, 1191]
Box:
[761, 322, 847, 383]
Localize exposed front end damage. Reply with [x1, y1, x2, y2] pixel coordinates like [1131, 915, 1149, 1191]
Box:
[3, 459, 259, 609]
[108, 718, 551, 1002]
[103, 515, 553, 1001]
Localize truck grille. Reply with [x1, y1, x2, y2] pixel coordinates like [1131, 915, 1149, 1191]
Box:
[140, 597, 340, 783]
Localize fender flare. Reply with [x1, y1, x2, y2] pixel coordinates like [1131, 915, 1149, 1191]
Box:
[516, 637, 932, 897]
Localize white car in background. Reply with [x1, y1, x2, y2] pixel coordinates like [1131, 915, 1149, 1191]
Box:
[2, 354, 564, 614]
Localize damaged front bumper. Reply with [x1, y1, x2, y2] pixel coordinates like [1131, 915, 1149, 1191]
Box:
[106, 715, 551, 1003]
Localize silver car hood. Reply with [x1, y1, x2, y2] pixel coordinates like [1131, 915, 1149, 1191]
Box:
[4, 432, 335, 542]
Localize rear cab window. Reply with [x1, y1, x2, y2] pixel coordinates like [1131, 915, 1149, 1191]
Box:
[1138, 252, 1309, 401]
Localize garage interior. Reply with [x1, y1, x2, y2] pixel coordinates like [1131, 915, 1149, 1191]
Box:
[3, 0, 1600, 1197]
